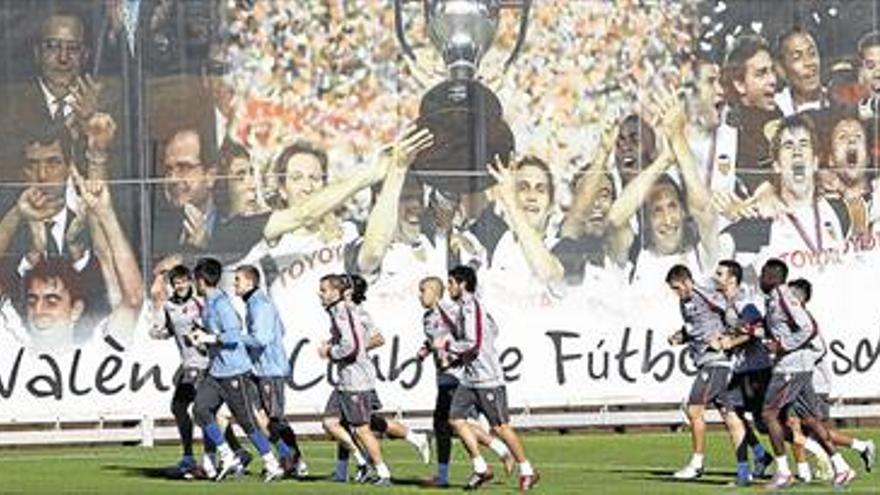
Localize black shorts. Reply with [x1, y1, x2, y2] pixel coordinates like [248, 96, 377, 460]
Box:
[764, 371, 821, 418]
[726, 368, 771, 413]
[174, 366, 207, 388]
[688, 366, 733, 409]
[254, 376, 287, 420]
[449, 385, 510, 427]
[324, 390, 374, 427]
[194, 374, 262, 433]
[171, 367, 206, 406]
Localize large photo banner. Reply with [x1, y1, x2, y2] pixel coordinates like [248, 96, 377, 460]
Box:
[1, 0, 879, 423]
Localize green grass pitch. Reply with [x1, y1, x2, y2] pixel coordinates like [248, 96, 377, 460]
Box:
[0, 429, 877, 494]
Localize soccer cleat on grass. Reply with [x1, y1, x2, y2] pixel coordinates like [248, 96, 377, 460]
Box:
[672, 464, 703, 480]
[262, 458, 284, 483]
[215, 453, 242, 482]
[373, 477, 392, 486]
[861, 440, 875, 472]
[354, 464, 374, 483]
[294, 459, 310, 478]
[765, 471, 795, 490]
[464, 467, 494, 490]
[280, 456, 296, 477]
[518, 471, 540, 491]
[832, 468, 856, 488]
[420, 476, 449, 488]
[172, 456, 196, 479]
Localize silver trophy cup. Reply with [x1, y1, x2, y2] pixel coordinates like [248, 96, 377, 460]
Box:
[394, 0, 531, 194]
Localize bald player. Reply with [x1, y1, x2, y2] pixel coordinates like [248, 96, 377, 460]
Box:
[416, 276, 514, 487]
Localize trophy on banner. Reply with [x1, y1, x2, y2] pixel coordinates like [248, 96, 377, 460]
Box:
[393, 0, 532, 195]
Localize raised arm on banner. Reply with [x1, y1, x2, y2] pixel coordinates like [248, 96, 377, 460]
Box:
[561, 119, 618, 239]
[74, 167, 144, 343]
[356, 127, 434, 274]
[262, 137, 410, 242]
[652, 86, 723, 267]
[82, 112, 117, 179]
[607, 136, 675, 229]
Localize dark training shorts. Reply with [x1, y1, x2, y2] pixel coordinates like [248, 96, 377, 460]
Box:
[324, 389, 375, 427]
[764, 371, 821, 419]
[254, 376, 287, 420]
[688, 366, 733, 410]
[449, 385, 510, 427]
[194, 373, 262, 434]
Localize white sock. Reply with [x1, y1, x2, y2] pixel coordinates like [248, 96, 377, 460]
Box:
[796, 462, 812, 481]
[353, 449, 368, 467]
[830, 453, 850, 473]
[489, 438, 510, 458]
[776, 456, 790, 475]
[804, 437, 830, 462]
[519, 461, 534, 476]
[202, 453, 216, 471]
[404, 430, 422, 446]
[262, 452, 279, 467]
[375, 462, 391, 479]
[472, 455, 488, 474]
[852, 439, 869, 453]
[690, 453, 704, 468]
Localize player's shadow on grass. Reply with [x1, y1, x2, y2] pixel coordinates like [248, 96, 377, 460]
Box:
[592, 467, 737, 486]
[101, 464, 183, 480]
[634, 475, 734, 486]
[387, 476, 506, 490]
[102, 465, 330, 483]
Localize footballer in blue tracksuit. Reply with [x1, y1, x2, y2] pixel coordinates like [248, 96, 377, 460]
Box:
[190, 258, 283, 482]
[234, 264, 305, 471]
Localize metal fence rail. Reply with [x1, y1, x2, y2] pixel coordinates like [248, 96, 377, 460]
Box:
[2, 403, 878, 447]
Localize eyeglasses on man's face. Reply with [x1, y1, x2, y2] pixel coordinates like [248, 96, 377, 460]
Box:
[41, 38, 84, 56]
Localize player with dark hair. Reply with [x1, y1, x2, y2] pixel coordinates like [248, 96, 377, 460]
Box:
[758, 259, 855, 489]
[664, 264, 748, 483]
[148, 262, 250, 479]
[707, 259, 774, 485]
[329, 273, 430, 483]
[188, 257, 284, 482]
[434, 265, 538, 491]
[149, 264, 210, 477]
[317, 273, 392, 486]
[786, 278, 875, 481]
